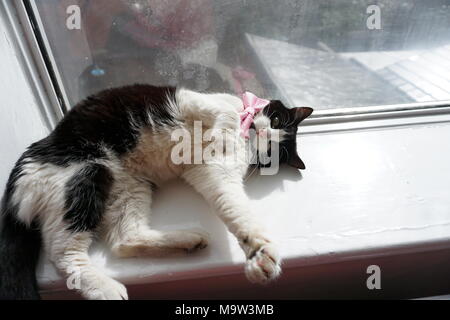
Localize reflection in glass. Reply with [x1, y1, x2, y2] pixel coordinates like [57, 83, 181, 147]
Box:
[32, 0, 450, 111]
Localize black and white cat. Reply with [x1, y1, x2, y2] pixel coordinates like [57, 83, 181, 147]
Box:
[0, 85, 312, 300]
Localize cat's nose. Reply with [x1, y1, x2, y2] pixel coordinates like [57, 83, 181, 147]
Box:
[257, 128, 270, 138]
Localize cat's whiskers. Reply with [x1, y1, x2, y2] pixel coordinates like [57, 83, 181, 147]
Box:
[281, 145, 290, 161]
[244, 164, 259, 183]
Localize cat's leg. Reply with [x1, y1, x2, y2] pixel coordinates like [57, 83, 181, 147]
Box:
[102, 177, 208, 258]
[182, 165, 282, 284]
[37, 162, 128, 300]
[43, 229, 128, 300]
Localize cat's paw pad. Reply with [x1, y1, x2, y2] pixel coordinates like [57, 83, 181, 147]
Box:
[82, 275, 128, 300]
[245, 243, 281, 284]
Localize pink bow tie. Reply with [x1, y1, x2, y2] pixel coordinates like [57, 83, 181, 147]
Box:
[239, 92, 270, 139]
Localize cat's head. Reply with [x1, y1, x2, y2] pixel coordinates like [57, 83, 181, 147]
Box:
[250, 100, 313, 170]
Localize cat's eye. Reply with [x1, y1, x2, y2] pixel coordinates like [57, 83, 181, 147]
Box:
[271, 117, 280, 128]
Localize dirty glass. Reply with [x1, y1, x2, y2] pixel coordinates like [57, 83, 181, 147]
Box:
[30, 0, 450, 111]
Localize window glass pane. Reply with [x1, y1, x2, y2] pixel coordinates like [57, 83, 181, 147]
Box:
[31, 0, 450, 112]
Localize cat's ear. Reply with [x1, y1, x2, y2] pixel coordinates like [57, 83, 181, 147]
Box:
[288, 153, 306, 170]
[291, 107, 313, 125]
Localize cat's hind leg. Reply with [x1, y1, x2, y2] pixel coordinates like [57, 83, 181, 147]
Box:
[102, 176, 208, 258]
[44, 230, 128, 300]
[40, 162, 128, 300]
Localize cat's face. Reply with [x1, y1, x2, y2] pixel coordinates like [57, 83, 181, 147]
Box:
[251, 100, 313, 169]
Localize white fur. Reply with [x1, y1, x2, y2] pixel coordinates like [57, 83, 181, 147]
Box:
[12, 162, 83, 226]
[12, 89, 281, 300]
[177, 89, 282, 283]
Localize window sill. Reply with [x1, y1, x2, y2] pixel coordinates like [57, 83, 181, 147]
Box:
[37, 115, 450, 298]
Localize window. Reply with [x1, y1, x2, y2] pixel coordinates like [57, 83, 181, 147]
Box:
[22, 0, 450, 116]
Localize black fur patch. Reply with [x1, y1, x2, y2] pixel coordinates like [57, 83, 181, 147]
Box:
[261, 101, 312, 170]
[24, 85, 178, 167]
[0, 207, 41, 300]
[0, 162, 41, 299]
[63, 163, 114, 232]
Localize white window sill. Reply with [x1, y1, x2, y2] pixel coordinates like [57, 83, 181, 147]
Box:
[36, 116, 450, 297]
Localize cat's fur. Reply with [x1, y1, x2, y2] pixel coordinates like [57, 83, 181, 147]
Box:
[0, 85, 312, 300]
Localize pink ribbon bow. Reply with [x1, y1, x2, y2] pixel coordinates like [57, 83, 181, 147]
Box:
[239, 92, 270, 138]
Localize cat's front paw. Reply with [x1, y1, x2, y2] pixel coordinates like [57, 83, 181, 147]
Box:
[81, 274, 128, 300]
[244, 243, 281, 284]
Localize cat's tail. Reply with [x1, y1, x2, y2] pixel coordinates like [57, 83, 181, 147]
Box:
[0, 194, 42, 300]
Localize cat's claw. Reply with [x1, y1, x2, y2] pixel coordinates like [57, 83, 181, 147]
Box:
[245, 243, 281, 284]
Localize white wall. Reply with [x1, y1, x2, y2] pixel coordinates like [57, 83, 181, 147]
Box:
[0, 7, 49, 194]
